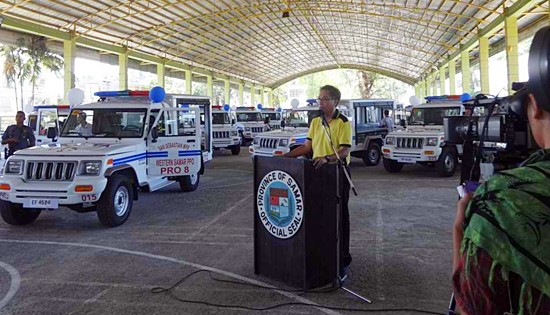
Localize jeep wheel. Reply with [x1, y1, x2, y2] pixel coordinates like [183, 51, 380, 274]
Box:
[436, 148, 457, 177]
[230, 145, 241, 155]
[362, 143, 381, 166]
[179, 173, 200, 192]
[0, 201, 41, 225]
[383, 158, 403, 173]
[97, 175, 133, 227]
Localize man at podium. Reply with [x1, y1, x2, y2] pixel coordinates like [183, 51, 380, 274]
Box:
[284, 85, 353, 278]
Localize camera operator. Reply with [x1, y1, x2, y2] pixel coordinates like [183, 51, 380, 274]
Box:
[452, 27, 550, 314]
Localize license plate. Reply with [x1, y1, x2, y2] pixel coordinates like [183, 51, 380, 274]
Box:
[23, 198, 59, 209]
[397, 157, 416, 164]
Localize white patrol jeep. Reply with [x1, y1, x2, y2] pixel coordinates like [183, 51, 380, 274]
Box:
[381, 97, 464, 177]
[0, 88, 213, 227]
[234, 107, 265, 145]
[27, 105, 71, 146]
[210, 106, 241, 155]
[260, 108, 283, 130]
[248, 105, 319, 157]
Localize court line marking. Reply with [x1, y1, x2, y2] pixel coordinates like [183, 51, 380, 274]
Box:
[0, 239, 341, 315]
[0, 261, 21, 310]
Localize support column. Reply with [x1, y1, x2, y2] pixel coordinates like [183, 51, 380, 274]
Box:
[461, 50, 471, 94]
[185, 69, 192, 94]
[118, 47, 129, 90]
[157, 61, 165, 88]
[63, 35, 76, 103]
[479, 36, 490, 94]
[250, 84, 255, 106]
[269, 90, 274, 107]
[505, 15, 519, 94]
[261, 87, 266, 106]
[439, 67, 446, 95]
[206, 75, 213, 97]
[238, 82, 244, 105]
[224, 79, 230, 105]
[432, 72, 438, 95]
[448, 59, 456, 95]
[426, 75, 432, 97]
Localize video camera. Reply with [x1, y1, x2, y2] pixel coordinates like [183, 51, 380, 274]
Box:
[443, 83, 537, 180]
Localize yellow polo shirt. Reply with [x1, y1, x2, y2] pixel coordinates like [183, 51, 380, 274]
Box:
[307, 109, 352, 164]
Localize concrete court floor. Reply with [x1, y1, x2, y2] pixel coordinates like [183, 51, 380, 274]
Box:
[0, 149, 459, 315]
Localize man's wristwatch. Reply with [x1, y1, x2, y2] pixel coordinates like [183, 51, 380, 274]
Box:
[325, 155, 331, 162]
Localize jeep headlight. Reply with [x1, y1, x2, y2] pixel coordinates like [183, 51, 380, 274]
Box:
[385, 137, 395, 145]
[279, 139, 289, 147]
[5, 160, 23, 175]
[245, 127, 251, 131]
[231, 131, 238, 136]
[426, 137, 438, 146]
[79, 161, 102, 176]
[253, 138, 259, 145]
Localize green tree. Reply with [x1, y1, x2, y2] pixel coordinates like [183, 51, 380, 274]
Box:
[24, 36, 63, 105]
[358, 70, 380, 98]
[1, 41, 28, 110]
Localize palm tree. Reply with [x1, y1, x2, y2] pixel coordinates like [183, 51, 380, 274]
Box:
[23, 36, 63, 105]
[1, 41, 28, 110]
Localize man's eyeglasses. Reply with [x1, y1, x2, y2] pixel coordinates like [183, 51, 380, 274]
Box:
[316, 98, 336, 102]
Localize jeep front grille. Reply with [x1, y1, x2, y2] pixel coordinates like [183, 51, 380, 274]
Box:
[213, 131, 230, 139]
[259, 138, 279, 149]
[252, 127, 263, 133]
[396, 137, 424, 149]
[25, 161, 77, 181]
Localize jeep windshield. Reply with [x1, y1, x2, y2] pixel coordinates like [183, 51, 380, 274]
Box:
[61, 108, 147, 138]
[409, 107, 461, 125]
[285, 110, 321, 128]
[213, 112, 230, 124]
[236, 112, 262, 122]
[262, 112, 281, 121]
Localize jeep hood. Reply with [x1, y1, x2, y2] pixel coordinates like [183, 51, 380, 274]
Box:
[256, 128, 308, 138]
[14, 143, 137, 157]
[388, 125, 444, 137]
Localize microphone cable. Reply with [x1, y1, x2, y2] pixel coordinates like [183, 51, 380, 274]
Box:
[151, 268, 444, 314]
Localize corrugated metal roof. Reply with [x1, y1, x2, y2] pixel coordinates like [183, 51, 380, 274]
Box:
[0, 0, 547, 87]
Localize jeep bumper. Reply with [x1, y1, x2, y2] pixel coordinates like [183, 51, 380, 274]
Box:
[381, 146, 442, 163]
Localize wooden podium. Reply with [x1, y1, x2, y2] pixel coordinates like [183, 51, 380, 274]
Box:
[253, 156, 339, 289]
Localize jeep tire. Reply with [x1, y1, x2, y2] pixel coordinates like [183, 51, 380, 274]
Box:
[230, 145, 241, 155]
[383, 158, 403, 173]
[0, 200, 41, 225]
[436, 147, 457, 177]
[363, 142, 381, 166]
[97, 174, 133, 227]
[179, 173, 200, 192]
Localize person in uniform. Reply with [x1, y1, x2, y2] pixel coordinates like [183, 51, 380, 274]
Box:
[2, 111, 36, 158]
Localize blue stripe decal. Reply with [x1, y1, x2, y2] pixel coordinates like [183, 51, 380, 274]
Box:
[178, 150, 202, 157]
[147, 151, 168, 157]
[113, 152, 147, 166]
[294, 138, 306, 144]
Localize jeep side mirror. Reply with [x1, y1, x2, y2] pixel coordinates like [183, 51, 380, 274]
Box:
[151, 126, 159, 143]
[280, 120, 286, 129]
[231, 118, 236, 125]
[46, 127, 57, 140]
[400, 119, 406, 128]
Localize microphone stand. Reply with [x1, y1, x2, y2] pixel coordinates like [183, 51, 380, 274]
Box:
[320, 114, 370, 304]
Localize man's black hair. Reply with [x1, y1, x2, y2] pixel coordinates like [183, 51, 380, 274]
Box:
[320, 85, 341, 101]
[16, 111, 25, 115]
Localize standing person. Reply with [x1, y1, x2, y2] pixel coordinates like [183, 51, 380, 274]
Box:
[263, 116, 272, 132]
[284, 85, 353, 278]
[452, 26, 550, 314]
[380, 109, 394, 130]
[2, 111, 36, 159]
